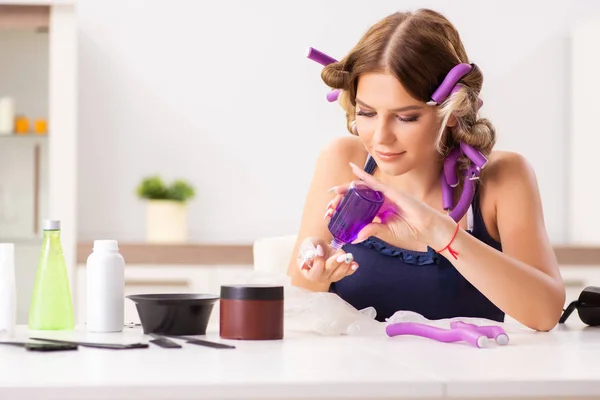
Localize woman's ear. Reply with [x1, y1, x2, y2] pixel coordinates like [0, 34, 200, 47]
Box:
[447, 114, 458, 128]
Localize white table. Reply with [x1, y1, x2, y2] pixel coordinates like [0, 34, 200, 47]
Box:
[0, 322, 598, 400]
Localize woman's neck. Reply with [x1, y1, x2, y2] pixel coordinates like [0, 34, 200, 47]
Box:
[376, 159, 444, 203]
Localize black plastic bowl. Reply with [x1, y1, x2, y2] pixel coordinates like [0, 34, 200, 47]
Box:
[126, 293, 219, 335]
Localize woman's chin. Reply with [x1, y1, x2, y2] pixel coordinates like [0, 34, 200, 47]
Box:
[377, 161, 411, 177]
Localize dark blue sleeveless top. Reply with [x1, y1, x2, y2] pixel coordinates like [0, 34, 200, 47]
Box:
[330, 156, 504, 322]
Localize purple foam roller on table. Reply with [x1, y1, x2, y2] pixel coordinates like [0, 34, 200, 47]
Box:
[386, 322, 488, 348]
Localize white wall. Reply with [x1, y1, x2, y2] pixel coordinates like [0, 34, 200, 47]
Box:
[569, 14, 600, 245]
[0, 31, 49, 121]
[76, 0, 600, 245]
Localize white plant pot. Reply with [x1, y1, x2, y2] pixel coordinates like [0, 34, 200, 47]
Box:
[145, 200, 188, 243]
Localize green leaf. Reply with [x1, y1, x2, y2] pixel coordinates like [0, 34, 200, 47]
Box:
[168, 179, 195, 202]
[136, 175, 195, 202]
[136, 176, 168, 200]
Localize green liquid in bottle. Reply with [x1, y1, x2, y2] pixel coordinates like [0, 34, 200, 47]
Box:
[28, 220, 74, 330]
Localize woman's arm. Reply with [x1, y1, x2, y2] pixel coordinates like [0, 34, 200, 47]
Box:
[346, 151, 565, 331]
[287, 137, 365, 291]
[426, 152, 565, 331]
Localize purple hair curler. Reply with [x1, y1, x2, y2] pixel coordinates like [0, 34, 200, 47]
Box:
[306, 47, 338, 66]
[441, 142, 488, 221]
[460, 141, 487, 170]
[306, 48, 342, 102]
[449, 321, 509, 345]
[448, 165, 477, 222]
[443, 147, 462, 188]
[427, 63, 473, 106]
[443, 143, 487, 184]
[327, 89, 341, 102]
[386, 322, 489, 348]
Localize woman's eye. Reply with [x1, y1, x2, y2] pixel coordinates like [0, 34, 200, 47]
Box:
[356, 110, 419, 122]
[356, 110, 375, 117]
[397, 115, 419, 122]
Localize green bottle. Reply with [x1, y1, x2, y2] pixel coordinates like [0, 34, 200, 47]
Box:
[28, 220, 75, 330]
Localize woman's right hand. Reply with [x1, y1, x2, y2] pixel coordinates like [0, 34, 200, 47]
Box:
[297, 236, 359, 283]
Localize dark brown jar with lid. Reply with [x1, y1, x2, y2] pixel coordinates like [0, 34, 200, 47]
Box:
[219, 284, 284, 340]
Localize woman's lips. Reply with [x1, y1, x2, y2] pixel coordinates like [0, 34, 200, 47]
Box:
[374, 149, 405, 161]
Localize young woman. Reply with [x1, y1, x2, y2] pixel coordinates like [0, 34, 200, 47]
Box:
[287, 8, 565, 331]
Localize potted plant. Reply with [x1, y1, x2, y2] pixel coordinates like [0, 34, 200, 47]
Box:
[136, 175, 196, 243]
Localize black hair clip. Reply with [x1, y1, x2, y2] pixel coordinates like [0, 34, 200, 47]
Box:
[559, 286, 600, 326]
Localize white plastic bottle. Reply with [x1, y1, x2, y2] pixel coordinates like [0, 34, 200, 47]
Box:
[0, 243, 16, 337]
[86, 240, 125, 332]
[0, 97, 15, 135]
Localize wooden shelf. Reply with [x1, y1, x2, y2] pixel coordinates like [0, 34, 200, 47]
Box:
[76, 242, 600, 267]
[553, 245, 600, 267]
[0, 1, 73, 5]
[0, 134, 48, 140]
[0, 5, 49, 31]
[77, 242, 255, 266]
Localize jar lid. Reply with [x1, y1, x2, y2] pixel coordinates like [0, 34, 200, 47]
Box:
[43, 220, 60, 230]
[220, 284, 283, 301]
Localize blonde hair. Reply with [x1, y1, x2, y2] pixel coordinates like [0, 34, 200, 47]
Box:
[321, 8, 496, 178]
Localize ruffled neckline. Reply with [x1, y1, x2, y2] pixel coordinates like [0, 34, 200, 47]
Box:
[356, 231, 475, 266]
[358, 236, 440, 265]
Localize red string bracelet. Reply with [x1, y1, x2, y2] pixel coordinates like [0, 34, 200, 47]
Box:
[435, 223, 461, 260]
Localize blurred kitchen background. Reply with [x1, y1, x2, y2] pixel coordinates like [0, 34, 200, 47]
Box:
[2, 0, 600, 324]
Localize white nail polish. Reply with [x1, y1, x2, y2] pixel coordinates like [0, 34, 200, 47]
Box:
[326, 199, 334, 210]
[336, 254, 346, 263]
[345, 253, 354, 264]
[351, 264, 358, 271]
[317, 245, 324, 257]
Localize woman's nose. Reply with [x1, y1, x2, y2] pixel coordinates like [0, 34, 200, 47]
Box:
[372, 120, 396, 145]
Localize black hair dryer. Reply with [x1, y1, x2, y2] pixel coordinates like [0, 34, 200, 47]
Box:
[559, 286, 600, 326]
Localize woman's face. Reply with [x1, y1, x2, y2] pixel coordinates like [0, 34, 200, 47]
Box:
[354, 71, 442, 176]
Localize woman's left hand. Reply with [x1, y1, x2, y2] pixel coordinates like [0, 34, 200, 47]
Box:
[327, 162, 456, 250]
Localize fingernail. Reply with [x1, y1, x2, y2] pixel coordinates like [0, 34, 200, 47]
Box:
[325, 199, 334, 210]
[328, 186, 337, 192]
[336, 253, 353, 263]
[351, 263, 358, 271]
[349, 162, 358, 169]
[323, 209, 333, 219]
[351, 235, 365, 244]
[316, 245, 324, 257]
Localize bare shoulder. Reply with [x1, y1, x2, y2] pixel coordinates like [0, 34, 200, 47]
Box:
[478, 150, 540, 241]
[319, 135, 368, 168]
[482, 150, 537, 184]
[313, 136, 368, 187]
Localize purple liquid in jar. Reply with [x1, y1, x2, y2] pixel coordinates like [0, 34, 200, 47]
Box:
[327, 180, 384, 250]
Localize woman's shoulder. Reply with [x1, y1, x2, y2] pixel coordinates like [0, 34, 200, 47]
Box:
[479, 150, 539, 230]
[316, 136, 370, 175]
[482, 150, 537, 185]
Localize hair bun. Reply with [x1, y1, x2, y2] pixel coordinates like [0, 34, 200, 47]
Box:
[470, 117, 496, 155]
[321, 62, 350, 89]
